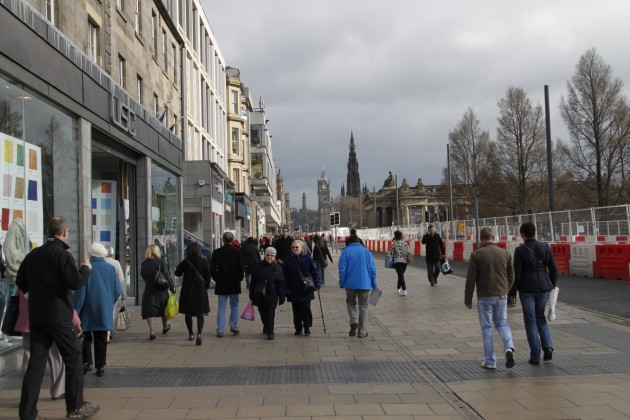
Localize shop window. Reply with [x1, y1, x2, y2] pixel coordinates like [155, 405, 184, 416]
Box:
[151, 163, 180, 281]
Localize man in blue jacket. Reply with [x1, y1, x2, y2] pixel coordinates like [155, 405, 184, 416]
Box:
[338, 234, 377, 338]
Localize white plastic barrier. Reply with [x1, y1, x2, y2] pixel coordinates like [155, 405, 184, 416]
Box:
[463, 242, 474, 261]
[506, 242, 521, 256]
[445, 241, 454, 259]
[569, 243, 597, 277]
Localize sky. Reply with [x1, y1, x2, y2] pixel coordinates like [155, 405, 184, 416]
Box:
[201, 0, 630, 210]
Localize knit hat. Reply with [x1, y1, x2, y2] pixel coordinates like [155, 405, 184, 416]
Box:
[88, 242, 108, 258]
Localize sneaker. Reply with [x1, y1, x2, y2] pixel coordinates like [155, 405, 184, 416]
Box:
[349, 323, 359, 337]
[481, 362, 496, 370]
[505, 349, 515, 368]
[230, 328, 240, 335]
[402, 290, 407, 296]
[216, 332, 224, 337]
[67, 401, 100, 418]
[543, 348, 553, 361]
[357, 332, 368, 338]
[397, 288, 402, 296]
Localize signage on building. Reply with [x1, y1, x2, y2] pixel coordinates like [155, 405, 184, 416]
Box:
[110, 86, 137, 137]
[212, 174, 223, 202]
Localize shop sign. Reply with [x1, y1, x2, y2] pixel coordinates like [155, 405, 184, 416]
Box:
[110, 86, 137, 136]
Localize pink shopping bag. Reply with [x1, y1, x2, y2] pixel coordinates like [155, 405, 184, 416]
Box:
[240, 300, 255, 321]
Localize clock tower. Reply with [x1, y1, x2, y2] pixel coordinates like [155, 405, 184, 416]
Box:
[317, 168, 332, 230]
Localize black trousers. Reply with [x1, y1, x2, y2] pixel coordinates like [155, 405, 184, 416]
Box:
[394, 262, 407, 290]
[19, 322, 84, 419]
[427, 261, 441, 284]
[82, 331, 108, 369]
[258, 305, 276, 335]
[290, 301, 312, 331]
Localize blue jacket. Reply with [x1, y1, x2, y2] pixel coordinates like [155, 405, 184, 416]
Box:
[74, 257, 121, 331]
[338, 243, 377, 291]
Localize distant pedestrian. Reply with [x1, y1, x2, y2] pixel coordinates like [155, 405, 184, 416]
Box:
[16, 216, 100, 419]
[312, 235, 333, 285]
[283, 240, 320, 336]
[175, 243, 211, 345]
[242, 237, 262, 288]
[249, 247, 285, 340]
[273, 227, 293, 264]
[389, 230, 410, 296]
[141, 244, 175, 340]
[421, 224, 445, 286]
[465, 227, 515, 370]
[210, 232, 245, 337]
[345, 228, 364, 246]
[338, 234, 377, 338]
[510, 221, 558, 365]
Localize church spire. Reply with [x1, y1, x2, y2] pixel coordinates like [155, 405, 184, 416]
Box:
[346, 131, 361, 197]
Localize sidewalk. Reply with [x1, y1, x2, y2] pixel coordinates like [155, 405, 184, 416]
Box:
[1, 252, 630, 419]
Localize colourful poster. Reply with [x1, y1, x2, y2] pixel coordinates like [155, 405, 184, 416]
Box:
[92, 180, 117, 249]
[0, 133, 43, 247]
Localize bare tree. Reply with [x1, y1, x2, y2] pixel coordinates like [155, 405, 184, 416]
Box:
[448, 108, 493, 187]
[495, 86, 547, 213]
[559, 48, 630, 207]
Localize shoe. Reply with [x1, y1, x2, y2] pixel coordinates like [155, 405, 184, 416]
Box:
[162, 324, 171, 334]
[481, 362, 496, 370]
[505, 349, 515, 368]
[430, 282, 435, 286]
[294, 330, 302, 335]
[83, 363, 92, 374]
[543, 348, 553, 361]
[528, 360, 540, 365]
[267, 334, 275, 340]
[397, 288, 402, 296]
[188, 334, 194, 341]
[66, 401, 100, 418]
[402, 290, 407, 296]
[358, 332, 368, 338]
[216, 332, 224, 337]
[95, 368, 104, 377]
[349, 323, 359, 337]
[230, 328, 240, 335]
[304, 327, 311, 335]
[149, 334, 156, 340]
[196, 334, 202, 346]
[262, 327, 268, 335]
[52, 393, 65, 400]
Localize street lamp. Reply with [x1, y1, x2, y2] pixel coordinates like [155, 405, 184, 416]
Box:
[395, 173, 400, 228]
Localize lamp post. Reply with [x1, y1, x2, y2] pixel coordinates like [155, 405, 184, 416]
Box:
[395, 174, 399, 228]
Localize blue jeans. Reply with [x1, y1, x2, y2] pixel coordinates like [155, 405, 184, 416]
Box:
[217, 294, 240, 333]
[519, 292, 553, 362]
[314, 260, 326, 284]
[477, 296, 514, 366]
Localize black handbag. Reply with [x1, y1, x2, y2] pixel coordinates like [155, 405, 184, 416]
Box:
[1, 295, 21, 337]
[294, 256, 316, 293]
[254, 280, 267, 297]
[154, 262, 170, 290]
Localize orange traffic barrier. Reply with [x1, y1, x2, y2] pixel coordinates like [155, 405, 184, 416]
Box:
[593, 244, 630, 281]
[551, 243, 571, 275]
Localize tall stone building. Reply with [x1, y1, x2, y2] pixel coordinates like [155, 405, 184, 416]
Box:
[346, 131, 361, 197]
[318, 169, 332, 230]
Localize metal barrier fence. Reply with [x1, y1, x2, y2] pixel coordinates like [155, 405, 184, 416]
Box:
[355, 205, 630, 242]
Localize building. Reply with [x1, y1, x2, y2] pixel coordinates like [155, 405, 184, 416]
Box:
[0, 0, 184, 310]
[317, 169, 333, 230]
[346, 131, 361, 197]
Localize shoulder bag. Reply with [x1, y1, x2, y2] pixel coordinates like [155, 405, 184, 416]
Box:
[295, 256, 316, 293]
[154, 261, 171, 290]
[186, 259, 206, 284]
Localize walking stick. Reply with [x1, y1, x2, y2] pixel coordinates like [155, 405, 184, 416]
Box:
[317, 288, 326, 333]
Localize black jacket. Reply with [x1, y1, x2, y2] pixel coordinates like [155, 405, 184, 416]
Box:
[16, 237, 90, 325]
[241, 242, 261, 275]
[249, 260, 285, 308]
[273, 236, 293, 263]
[511, 239, 558, 295]
[211, 244, 244, 295]
[421, 233, 445, 262]
[175, 255, 211, 315]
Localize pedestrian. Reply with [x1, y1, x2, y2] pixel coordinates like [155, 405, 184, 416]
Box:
[74, 243, 121, 377]
[338, 234, 377, 338]
[345, 228, 364, 246]
[210, 232, 245, 337]
[249, 246, 286, 340]
[175, 242, 211, 345]
[16, 216, 100, 419]
[283, 240, 320, 336]
[464, 227, 516, 370]
[273, 227, 293, 264]
[510, 221, 558, 365]
[312, 235, 333, 285]
[421, 224, 445, 286]
[241, 237, 261, 288]
[4, 217, 29, 308]
[389, 230, 410, 296]
[15, 289, 82, 400]
[140, 243, 175, 340]
[104, 245, 126, 340]
[0, 241, 6, 325]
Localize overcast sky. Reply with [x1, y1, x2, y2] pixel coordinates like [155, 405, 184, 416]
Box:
[201, 1, 630, 210]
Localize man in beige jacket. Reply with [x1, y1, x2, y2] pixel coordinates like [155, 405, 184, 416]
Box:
[465, 227, 515, 370]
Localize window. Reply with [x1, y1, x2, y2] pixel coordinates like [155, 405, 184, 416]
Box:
[136, 75, 143, 103]
[171, 43, 177, 83]
[116, 0, 124, 11]
[153, 93, 159, 116]
[88, 18, 99, 64]
[151, 11, 157, 58]
[233, 169, 240, 192]
[45, 0, 55, 23]
[134, 0, 141, 35]
[231, 127, 239, 154]
[171, 114, 177, 132]
[231, 90, 238, 114]
[162, 29, 168, 71]
[117, 54, 126, 88]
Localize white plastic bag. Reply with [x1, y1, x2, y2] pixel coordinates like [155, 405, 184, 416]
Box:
[368, 287, 383, 306]
[547, 287, 559, 321]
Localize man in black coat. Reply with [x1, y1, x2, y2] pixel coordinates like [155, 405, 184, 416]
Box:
[241, 237, 261, 288]
[16, 216, 100, 419]
[421, 224, 445, 286]
[211, 232, 245, 337]
[273, 227, 293, 264]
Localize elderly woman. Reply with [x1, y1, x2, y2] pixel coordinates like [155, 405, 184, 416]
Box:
[282, 240, 321, 336]
[141, 243, 175, 340]
[175, 242, 211, 345]
[74, 243, 121, 376]
[249, 247, 286, 340]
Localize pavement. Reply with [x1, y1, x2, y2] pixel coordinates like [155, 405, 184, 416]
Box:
[1, 250, 630, 419]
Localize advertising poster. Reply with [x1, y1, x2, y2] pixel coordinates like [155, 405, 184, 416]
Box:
[92, 180, 117, 249]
